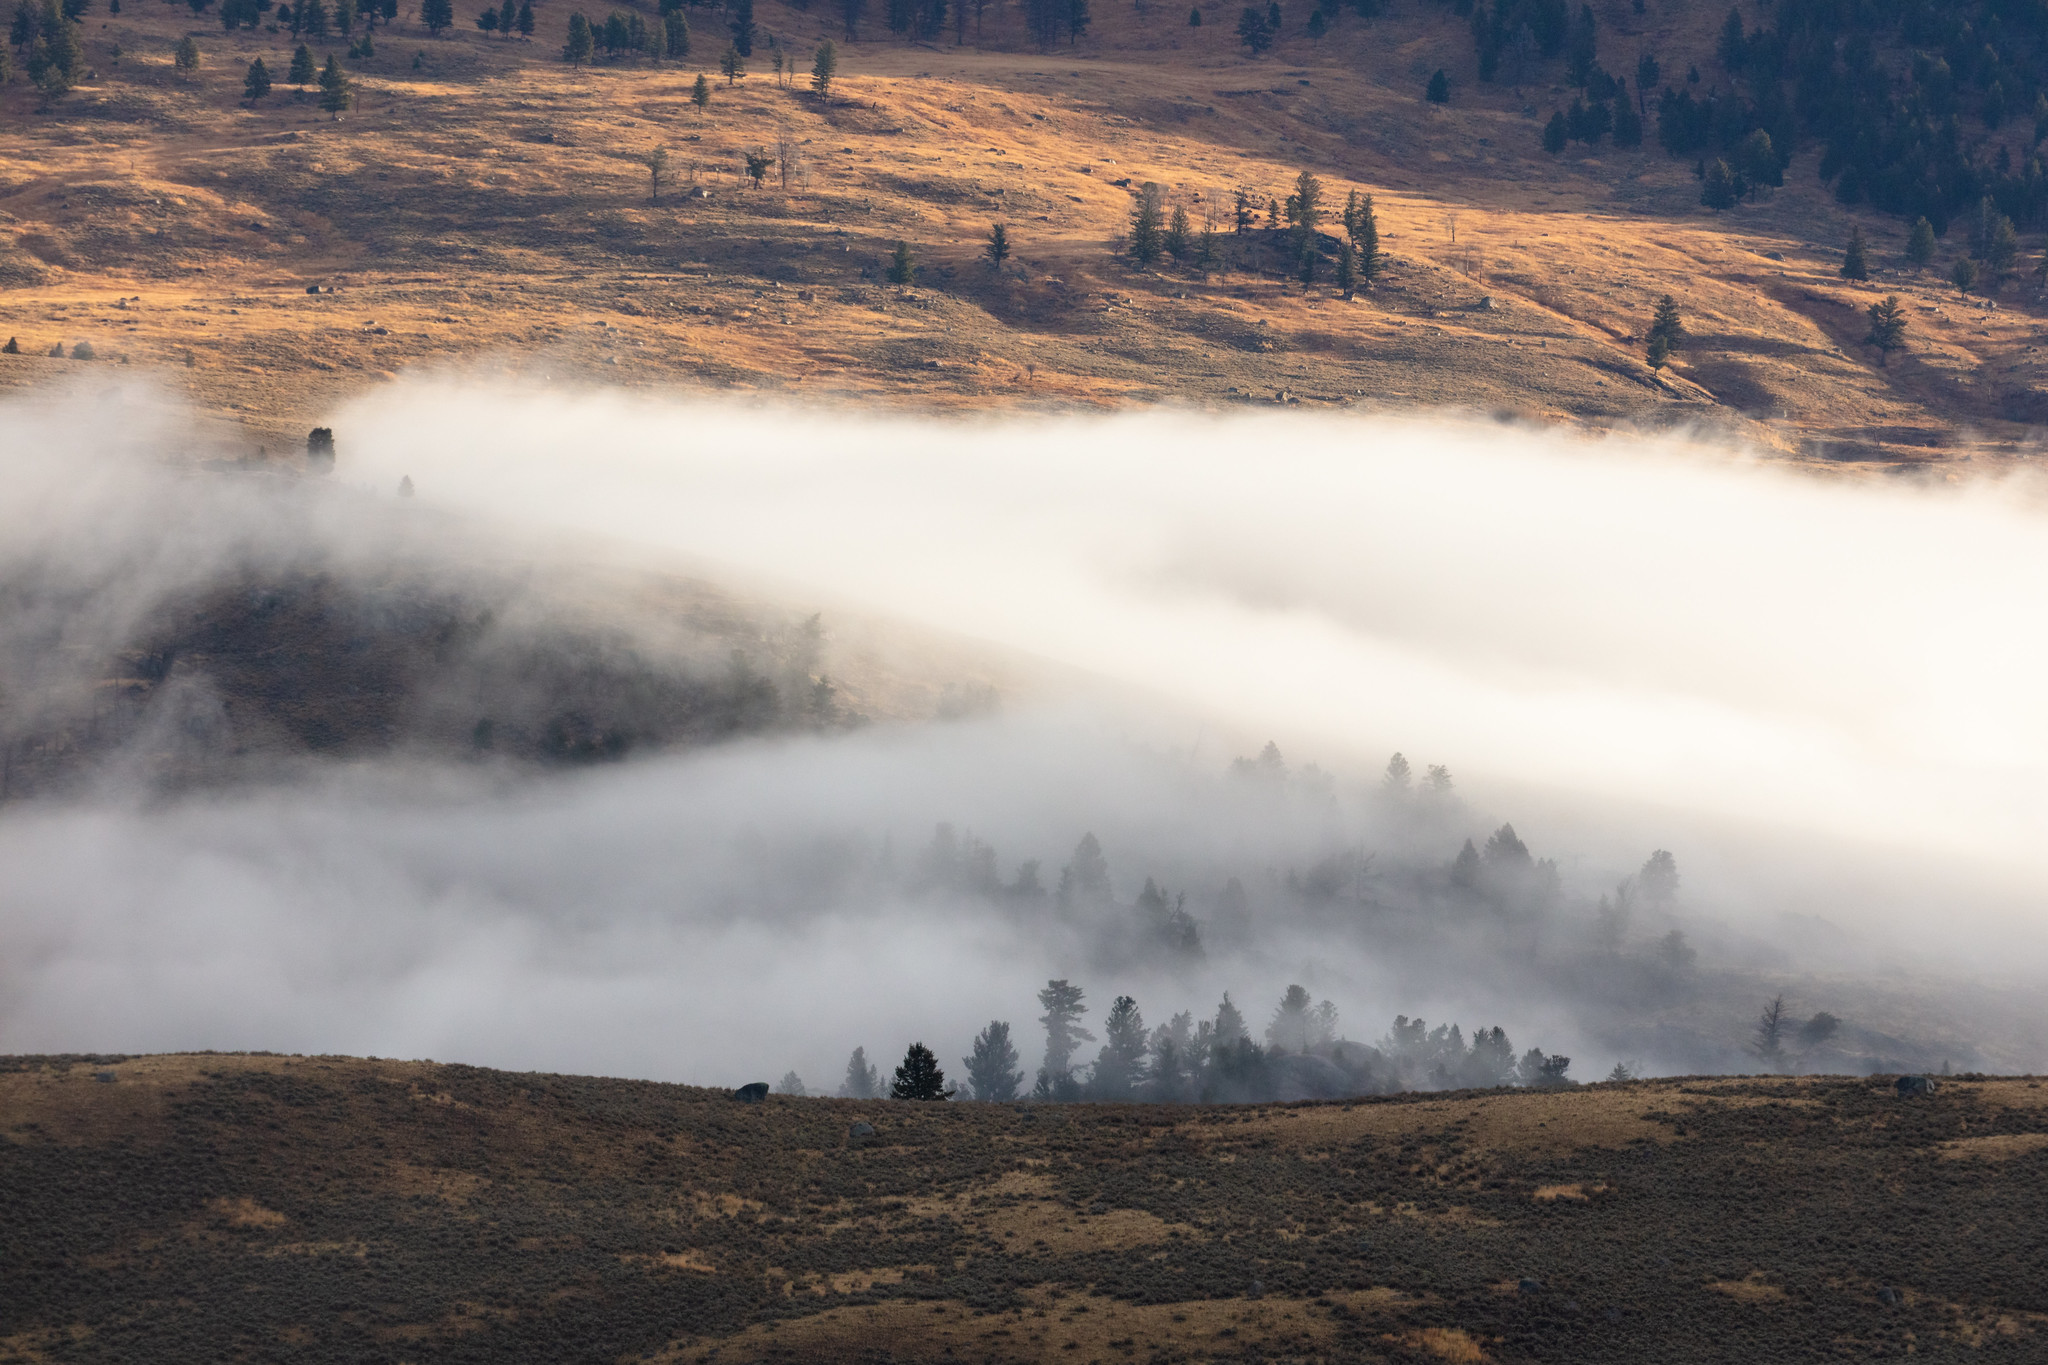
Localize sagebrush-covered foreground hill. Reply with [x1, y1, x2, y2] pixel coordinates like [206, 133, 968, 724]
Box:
[4, 1052, 2046, 1362]
[6, 0, 2048, 467]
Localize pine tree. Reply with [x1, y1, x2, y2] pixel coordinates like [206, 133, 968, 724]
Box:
[692, 71, 710, 110]
[1951, 255, 1979, 294]
[1646, 293, 1683, 362]
[663, 8, 687, 57]
[838, 1046, 880, 1097]
[1905, 216, 1935, 269]
[1335, 238, 1356, 298]
[809, 36, 835, 94]
[1351, 191, 1381, 281]
[1037, 979, 1095, 1080]
[420, 0, 449, 29]
[1749, 996, 1787, 1071]
[886, 239, 915, 284]
[1987, 214, 2020, 278]
[174, 34, 201, 76]
[890, 1041, 948, 1100]
[1840, 226, 1868, 281]
[1164, 202, 1191, 263]
[728, 0, 752, 53]
[497, 0, 513, 35]
[962, 1021, 1023, 1101]
[288, 42, 315, 81]
[1425, 68, 1449, 103]
[1700, 158, 1738, 210]
[318, 52, 352, 117]
[719, 42, 742, 81]
[562, 11, 591, 62]
[1090, 996, 1148, 1098]
[1234, 4, 1269, 54]
[1543, 109, 1567, 154]
[1266, 985, 1313, 1053]
[1128, 184, 1164, 265]
[643, 145, 668, 202]
[1212, 992, 1246, 1048]
[1864, 294, 1906, 366]
[517, 0, 533, 34]
[985, 220, 1009, 269]
[243, 54, 270, 100]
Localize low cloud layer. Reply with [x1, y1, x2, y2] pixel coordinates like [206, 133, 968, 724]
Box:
[2, 380, 2044, 1086]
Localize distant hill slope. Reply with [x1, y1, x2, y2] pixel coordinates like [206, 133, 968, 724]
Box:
[4, 1052, 2045, 1361]
[4, 0, 2048, 467]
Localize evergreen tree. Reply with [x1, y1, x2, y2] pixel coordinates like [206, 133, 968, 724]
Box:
[718, 42, 741, 81]
[517, 0, 534, 34]
[809, 36, 834, 94]
[1383, 751, 1411, 791]
[420, 0, 449, 29]
[1987, 215, 2021, 279]
[1187, 5, 1198, 26]
[838, 1046, 880, 1097]
[1090, 996, 1148, 1098]
[1715, 4, 1744, 72]
[1840, 225, 1868, 281]
[1212, 992, 1247, 1048]
[174, 34, 200, 76]
[563, 10, 592, 60]
[643, 145, 669, 201]
[1951, 255, 1979, 294]
[775, 1071, 806, 1096]
[1351, 190, 1381, 280]
[1700, 158, 1738, 210]
[663, 8, 687, 56]
[1638, 849, 1679, 904]
[962, 1021, 1023, 1101]
[1543, 109, 1567, 154]
[890, 1041, 948, 1099]
[1287, 167, 1322, 250]
[1266, 984, 1314, 1054]
[1749, 996, 1787, 1071]
[840, 0, 862, 38]
[243, 54, 270, 99]
[692, 70, 710, 109]
[1905, 216, 1936, 269]
[497, 0, 514, 34]
[1611, 88, 1643, 147]
[1037, 979, 1095, 1080]
[1647, 293, 1684, 360]
[300, 0, 327, 36]
[1864, 294, 1907, 366]
[0, 338, 17, 355]
[288, 41, 315, 81]
[728, 0, 751, 54]
[985, 219, 1009, 268]
[886, 239, 916, 283]
[1164, 202, 1190, 263]
[317, 51, 352, 117]
[1234, 4, 1269, 54]
[1335, 238, 1356, 297]
[1128, 183, 1164, 265]
[1425, 67, 1449, 103]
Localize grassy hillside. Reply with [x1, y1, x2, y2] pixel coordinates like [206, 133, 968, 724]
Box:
[4, 1051, 2046, 1361]
[4, 0, 2047, 467]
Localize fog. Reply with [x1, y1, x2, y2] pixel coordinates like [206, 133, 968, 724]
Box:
[2, 379, 2045, 1088]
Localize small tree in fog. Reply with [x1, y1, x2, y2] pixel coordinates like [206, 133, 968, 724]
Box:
[963, 1020, 1023, 1101]
[775, 1071, 806, 1096]
[1658, 928, 1696, 973]
[890, 1042, 949, 1099]
[1749, 995, 1788, 1071]
[1424, 764, 1453, 796]
[1638, 849, 1679, 905]
[1090, 995, 1148, 1098]
[1037, 979, 1095, 1081]
[838, 1046, 880, 1098]
[1212, 991, 1247, 1048]
[1265, 985, 1313, 1054]
[1382, 752, 1411, 792]
[1797, 1011, 1841, 1051]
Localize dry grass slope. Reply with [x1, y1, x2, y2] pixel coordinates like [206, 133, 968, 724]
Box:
[4, 0, 2046, 468]
[4, 1052, 2047, 1361]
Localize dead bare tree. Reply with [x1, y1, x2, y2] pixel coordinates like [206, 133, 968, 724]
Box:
[775, 125, 798, 191]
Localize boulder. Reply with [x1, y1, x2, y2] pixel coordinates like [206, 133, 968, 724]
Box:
[1518, 1279, 1545, 1294]
[1895, 1075, 1936, 1097]
[847, 1120, 876, 1142]
[732, 1082, 769, 1103]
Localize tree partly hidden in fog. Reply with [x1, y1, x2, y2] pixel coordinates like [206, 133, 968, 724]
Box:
[962, 1020, 1023, 1102]
[838, 1046, 880, 1098]
[774, 1071, 806, 1096]
[1035, 979, 1095, 1096]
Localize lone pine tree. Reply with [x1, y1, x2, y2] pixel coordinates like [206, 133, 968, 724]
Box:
[809, 37, 835, 94]
[890, 1042, 948, 1100]
[985, 220, 1010, 268]
[1864, 294, 1907, 366]
[887, 239, 916, 284]
[1646, 294, 1684, 366]
[1840, 225, 1869, 281]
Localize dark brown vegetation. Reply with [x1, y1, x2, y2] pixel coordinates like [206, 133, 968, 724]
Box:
[4, 1052, 2045, 1361]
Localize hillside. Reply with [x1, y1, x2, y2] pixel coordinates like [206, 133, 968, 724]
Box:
[4, 0, 2048, 467]
[4, 1052, 2045, 1362]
